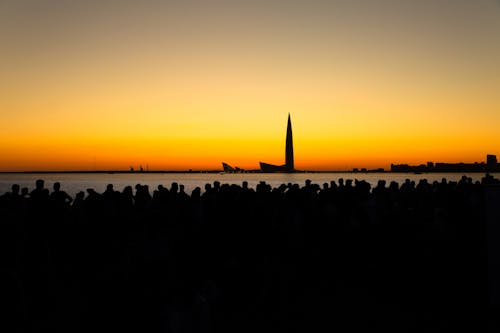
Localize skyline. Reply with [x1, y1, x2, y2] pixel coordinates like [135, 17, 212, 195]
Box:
[1, 0, 499, 171]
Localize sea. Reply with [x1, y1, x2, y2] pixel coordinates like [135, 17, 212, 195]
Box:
[1, 172, 498, 197]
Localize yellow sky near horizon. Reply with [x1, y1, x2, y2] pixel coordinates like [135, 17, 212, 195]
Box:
[0, 0, 499, 171]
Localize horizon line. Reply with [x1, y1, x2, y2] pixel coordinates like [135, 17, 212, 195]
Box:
[1, 169, 499, 175]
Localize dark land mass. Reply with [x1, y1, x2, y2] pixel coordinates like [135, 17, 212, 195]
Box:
[1, 175, 500, 332]
[391, 154, 500, 173]
[2, 169, 500, 174]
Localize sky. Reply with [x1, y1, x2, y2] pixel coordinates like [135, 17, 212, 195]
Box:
[0, 0, 499, 171]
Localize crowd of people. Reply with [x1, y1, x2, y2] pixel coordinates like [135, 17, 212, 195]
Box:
[1, 174, 499, 332]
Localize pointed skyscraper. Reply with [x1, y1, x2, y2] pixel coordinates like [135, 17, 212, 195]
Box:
[285, 113, 294, 172]
[259, 114, 296, 172]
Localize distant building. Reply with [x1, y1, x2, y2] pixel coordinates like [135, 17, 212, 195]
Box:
[222, 162, 235, 172]
[222, 162, 244, 173]
[260, 114, 295, 172]
[391, 154, 500, 173]
[285, 113, 294, 171]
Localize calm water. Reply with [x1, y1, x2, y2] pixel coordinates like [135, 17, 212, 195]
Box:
[0, 172, 497, 197]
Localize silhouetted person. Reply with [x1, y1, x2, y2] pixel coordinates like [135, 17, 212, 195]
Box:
[50, 182, 72, 208]
[72, 191, 85, 219]
[29, 179, 49, 212]
[21, 187, 29, 199]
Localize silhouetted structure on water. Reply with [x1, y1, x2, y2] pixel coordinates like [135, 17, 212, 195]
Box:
[391, 154, 500, 173]
[221, 162, 243, 173]
[260, 114, 295, 172]
[1, 175, 500, 332]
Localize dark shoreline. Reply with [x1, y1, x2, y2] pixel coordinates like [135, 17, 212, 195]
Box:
[2, 170, 499, 174]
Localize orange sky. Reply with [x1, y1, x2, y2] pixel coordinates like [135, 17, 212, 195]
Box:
[0, 0, 499, 171]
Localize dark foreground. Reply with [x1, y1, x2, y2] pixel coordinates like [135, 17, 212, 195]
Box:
[1, 175, 500, 332]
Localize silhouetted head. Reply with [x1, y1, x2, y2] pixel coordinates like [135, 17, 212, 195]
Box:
[35, 179, 44, 190]
[11, 184, 20, 194]
[76, 191, 85, 200]
[171, 182, 179, 193]
[192, 187, 201, 198]
[179, 184, 185, 193]
[389, 181, 399, 190]
[21, 187, 29, 196]
[106, 184, 114, 191]
[123, 186, 133, 196]
[53, 182, 61, 191]
[242, 181, 248, 189]
[214, 181, 220, 190]
[305, 179, 311, 187]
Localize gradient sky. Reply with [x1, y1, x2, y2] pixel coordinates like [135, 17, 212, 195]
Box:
[1, 0, 499, 171]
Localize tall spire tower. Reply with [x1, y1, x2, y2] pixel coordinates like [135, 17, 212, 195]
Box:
[285, 113, 294, 171]
[259, 114, 296, 172]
